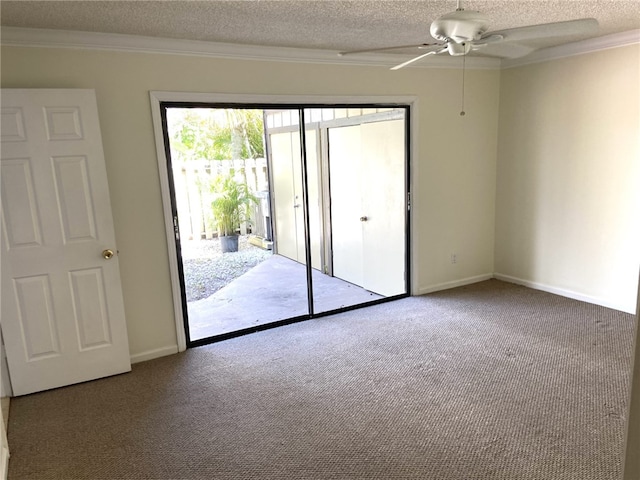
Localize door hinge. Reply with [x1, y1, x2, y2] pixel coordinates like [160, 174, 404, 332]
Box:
[407, 191, 411, 211]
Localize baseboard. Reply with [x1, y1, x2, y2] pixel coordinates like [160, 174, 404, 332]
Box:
[494, 273, 636, 314]
[416, 274, 494, 295]
[130, 345, 179, 364]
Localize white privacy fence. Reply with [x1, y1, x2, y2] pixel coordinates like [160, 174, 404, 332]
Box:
[172, 158, 269, 241]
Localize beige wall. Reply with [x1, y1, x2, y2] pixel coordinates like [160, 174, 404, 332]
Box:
[1, 46, 500, 358]
[495, 45, 640, 313]
[2, 39, 640, 477]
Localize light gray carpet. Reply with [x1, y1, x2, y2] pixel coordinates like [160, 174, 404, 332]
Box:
[7, 280, 636, 479]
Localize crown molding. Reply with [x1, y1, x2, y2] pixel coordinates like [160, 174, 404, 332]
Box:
[4, 26, 636, 71]
[0, 27, 501, 70]
[501, 29, 640, 69]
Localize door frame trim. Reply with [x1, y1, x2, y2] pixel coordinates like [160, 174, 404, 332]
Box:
[149, 91, 419, 352]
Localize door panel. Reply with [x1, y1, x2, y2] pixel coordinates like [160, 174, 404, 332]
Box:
[361, 120, 406, 297]
[1, 89, 131, 396]
[290, 132, 306, 263]
[269, 132, 299, 261]
[328, 125, 364, 286]
[52, 155, 97, 242]
[12, 275, 60, 360]
[328, 118, 406, 297]
[0, 158, 42, 247]
[269, 128, 322, 269]
[69, 268, 113, 350]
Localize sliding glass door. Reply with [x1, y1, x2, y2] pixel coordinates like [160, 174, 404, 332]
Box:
[161, 103, 409, 346]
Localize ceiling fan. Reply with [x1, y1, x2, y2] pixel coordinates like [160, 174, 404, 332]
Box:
[338, 1, 599, 70]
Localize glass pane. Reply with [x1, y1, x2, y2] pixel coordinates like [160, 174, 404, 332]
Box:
[264, 109, 311, 319]
[304, 107, 408, 315]
[165, 107, 309, 342]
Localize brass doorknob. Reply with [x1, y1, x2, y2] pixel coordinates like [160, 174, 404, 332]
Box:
[102, 249, 115, 260]
[360, 216, 368, 222]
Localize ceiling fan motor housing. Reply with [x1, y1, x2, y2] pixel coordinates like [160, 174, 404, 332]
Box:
[430, 10, 490, 44]
[447, 42, 472, 56]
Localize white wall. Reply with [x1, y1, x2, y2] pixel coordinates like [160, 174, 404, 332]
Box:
[495, 44, 640, 313]
[0, 45, 500, 359]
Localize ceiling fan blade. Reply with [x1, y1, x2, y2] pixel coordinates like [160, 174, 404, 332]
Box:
[338, 43, 440, 56]
[473, 42, 536, 59]
[390, 47, 446, 70]
[473, 34, 504, 46]
[484, 18, 598, 43]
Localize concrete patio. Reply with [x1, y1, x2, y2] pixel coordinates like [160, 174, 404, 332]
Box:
[187, 254, 383, 340]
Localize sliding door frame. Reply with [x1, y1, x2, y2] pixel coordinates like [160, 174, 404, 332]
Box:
[150, 91, 419, 351]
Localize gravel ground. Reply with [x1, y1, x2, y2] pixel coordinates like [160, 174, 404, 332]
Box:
[181, 236, 272, 302]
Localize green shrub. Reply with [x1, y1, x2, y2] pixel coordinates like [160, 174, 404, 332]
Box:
[210, 176, 257, 236]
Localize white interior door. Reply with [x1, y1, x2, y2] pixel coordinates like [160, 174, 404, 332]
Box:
[327, 125, 364, 287]
[269, 128, 323, 269]
[328, 119, 406, 296]
[290, 132, 306, 263]
[270, 131, 304, 262]
[360, 120, 406, 297]
[0, 89, 131, 396]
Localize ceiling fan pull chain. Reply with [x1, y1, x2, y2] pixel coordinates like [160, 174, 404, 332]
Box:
[460, 47, 466, 116]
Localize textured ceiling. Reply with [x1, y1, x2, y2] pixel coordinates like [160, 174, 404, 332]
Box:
[1, 1, 639, 55]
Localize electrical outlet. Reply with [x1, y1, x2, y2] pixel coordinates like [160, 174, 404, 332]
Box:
[451, 253, 458, 264]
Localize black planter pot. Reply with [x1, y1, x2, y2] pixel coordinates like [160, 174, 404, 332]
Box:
[220, 235, 239, 253]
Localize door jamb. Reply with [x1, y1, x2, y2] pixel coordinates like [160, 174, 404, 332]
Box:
[149, 91, 419, 353]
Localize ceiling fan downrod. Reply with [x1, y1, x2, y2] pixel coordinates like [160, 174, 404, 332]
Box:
[460, 47, 466, 116]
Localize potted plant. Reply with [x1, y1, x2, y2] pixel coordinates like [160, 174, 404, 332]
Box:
[211, 176, 257, 253]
